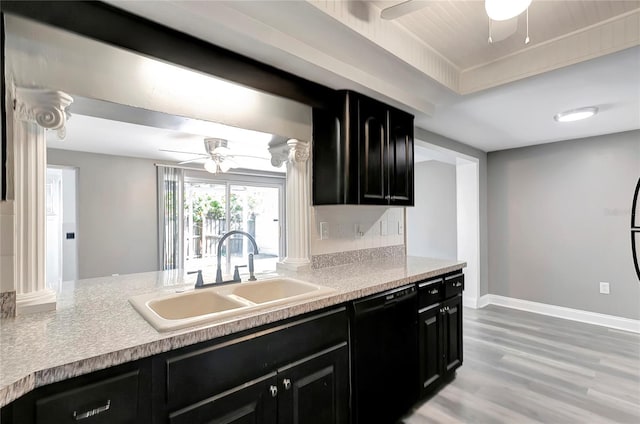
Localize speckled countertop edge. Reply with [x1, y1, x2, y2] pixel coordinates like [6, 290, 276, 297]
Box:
[0, 256, 465, 407]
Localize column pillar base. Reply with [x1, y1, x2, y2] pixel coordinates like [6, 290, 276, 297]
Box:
[277, 259, 311, 272]
[16, 288, 56, 315]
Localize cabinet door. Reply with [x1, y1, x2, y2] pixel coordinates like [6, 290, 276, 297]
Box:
[168, 374, 277, 424]
[443, 295, 463, 373]
[358, 97, 388, 204]
[419, 305, 443, 397]
[277, 343, 349, 424]
[388, 109, 414, 206]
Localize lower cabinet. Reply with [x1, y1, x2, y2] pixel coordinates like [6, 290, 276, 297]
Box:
[277, 343, 349, 424]
[418, 272, 464, 399]
[443, 295, 463, 373]
[159, 307, 349, 424]
[0, 360, 151, 424]
[168, 343, 349, 424]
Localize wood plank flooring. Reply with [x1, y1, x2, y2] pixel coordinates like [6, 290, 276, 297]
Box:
[403, 305, 640, 424]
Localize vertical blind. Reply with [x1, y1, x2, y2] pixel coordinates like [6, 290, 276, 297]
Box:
[157, 166, 184, 270]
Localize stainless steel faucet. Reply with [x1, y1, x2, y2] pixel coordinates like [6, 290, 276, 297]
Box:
[215, 230, 259, 284]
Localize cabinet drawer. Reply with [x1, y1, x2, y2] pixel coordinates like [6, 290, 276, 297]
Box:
[35, 371, 139, 424]
[418, 278, 443, 308]
[444, 273, 464, 298]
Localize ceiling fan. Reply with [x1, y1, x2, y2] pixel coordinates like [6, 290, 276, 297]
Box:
[380, 0, 532, 44]
[160, 138, 267, 174]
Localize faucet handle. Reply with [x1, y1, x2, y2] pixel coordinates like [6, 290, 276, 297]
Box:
[233, 265, 247, 282]
[188, 270, 205, 288]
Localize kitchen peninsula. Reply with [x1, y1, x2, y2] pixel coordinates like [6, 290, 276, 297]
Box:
[0, 256, 464, 423]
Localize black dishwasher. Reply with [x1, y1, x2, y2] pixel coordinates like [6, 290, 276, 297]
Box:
[351, 284, 418, 424]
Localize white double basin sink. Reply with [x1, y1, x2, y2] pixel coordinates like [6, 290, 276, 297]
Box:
[129, 278, 335, 332]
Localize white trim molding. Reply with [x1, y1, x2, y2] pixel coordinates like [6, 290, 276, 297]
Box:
[276, 139, 311, 272]
[477, 294, 640, 334]
[11, 86, 73, 315]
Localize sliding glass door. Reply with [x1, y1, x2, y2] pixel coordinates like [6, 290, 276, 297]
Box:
[183, 173, 284, 277]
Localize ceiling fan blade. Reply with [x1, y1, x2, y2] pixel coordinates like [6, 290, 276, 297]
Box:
[178, 157, 207, 165]
[380, 0, 430, 20]
[228, 153, 270, 160]
[159, 148, 208, 156]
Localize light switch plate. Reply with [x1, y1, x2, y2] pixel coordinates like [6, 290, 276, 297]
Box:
[320, 222, 329, 240]
[380, 220, 388, 236]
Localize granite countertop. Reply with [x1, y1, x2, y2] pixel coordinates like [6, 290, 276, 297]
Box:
[0, 256, 465, 408]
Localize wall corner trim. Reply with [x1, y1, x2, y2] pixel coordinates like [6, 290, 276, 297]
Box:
[477, 294, 640, 334]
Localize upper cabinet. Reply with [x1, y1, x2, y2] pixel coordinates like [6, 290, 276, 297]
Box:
[312, 90, 414, 206]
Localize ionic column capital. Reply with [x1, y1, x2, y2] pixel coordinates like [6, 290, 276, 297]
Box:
[287, 139, 310, 164]
[13, 87, 73, 131]
[268, 142, 290, 168]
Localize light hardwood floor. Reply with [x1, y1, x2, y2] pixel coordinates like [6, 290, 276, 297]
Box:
[403, 305, 640, 424]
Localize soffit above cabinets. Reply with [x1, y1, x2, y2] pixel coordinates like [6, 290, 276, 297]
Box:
[85, 1, 640, 150]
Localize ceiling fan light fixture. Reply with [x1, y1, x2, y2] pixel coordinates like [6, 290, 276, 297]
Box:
[204, 158, 219, 173]
[485, 0, 531, 21]
[554, 107, 599, 123]
[219, 160, 232, 173]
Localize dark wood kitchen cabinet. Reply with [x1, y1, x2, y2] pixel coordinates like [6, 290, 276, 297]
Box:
[0, 360, 151, 424]
[277, 343, 349, 424]
[169, 343, 348, 424]
[312, 90, 414, 206]
[158, 307, 349, 424]
[418, 272, 464, 399]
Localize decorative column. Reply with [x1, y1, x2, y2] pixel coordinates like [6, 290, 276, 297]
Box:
[271, 139, 311, 271]
[12, 87, 73, 314]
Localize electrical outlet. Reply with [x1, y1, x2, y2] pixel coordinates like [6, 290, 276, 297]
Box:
[599, 282, 610, 294]
[320, 222, 329, 240]
[397, 221, 404, 235]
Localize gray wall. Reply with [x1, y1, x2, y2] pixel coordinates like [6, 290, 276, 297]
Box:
[407, 161, 457, 259]
[415, 128, 489, 296]
[48, 149, 158, 279]
[488, 130, 640, 320]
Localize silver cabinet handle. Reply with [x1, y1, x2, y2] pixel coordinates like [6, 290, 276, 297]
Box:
[454, 282, 462, 287]
[283, 378, 291, 390]
[429, 289, 439, 294]
[73, 400, 110, 421]
[270, 385, 278, 398]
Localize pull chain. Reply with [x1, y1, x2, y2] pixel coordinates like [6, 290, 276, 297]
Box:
[488, 18, 493, 44]
[525, 8, 530, 44]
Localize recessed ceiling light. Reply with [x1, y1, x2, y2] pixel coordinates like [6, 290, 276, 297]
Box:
[554, 107, 599, 123]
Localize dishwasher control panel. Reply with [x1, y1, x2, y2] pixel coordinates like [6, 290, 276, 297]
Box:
[385, 285, 416, 302]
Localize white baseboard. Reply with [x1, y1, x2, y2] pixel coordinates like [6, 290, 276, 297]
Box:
[476, 294, 640, 334]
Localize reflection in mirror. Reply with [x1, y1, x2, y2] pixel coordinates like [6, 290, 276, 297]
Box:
[45, 98, 288, 287]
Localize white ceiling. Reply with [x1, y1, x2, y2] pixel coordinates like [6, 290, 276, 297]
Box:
[105, 0, 640, 152]
[373, 0, 639, 69]
[46, 112, 284, 173]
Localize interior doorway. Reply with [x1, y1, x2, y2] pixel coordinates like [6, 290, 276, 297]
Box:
[45, 166, 78, 289]
[406, 141, 480, 308]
